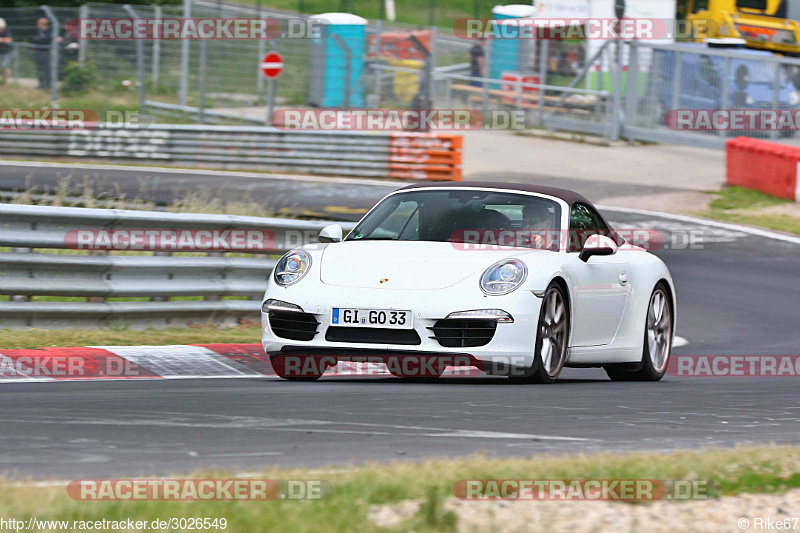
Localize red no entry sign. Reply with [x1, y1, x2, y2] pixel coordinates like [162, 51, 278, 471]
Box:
[261, 51, 284, 79]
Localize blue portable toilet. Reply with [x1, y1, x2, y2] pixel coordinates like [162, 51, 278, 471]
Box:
[307, 13, 367, 108]
[489, 5, 536, 83]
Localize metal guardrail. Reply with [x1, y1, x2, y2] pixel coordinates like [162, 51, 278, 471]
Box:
[0, 203, 356, 329]
[0, 124, 463, 181]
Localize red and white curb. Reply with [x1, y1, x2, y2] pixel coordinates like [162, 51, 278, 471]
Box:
[0, 344, 394, 383]
[0, 339, 688, 383]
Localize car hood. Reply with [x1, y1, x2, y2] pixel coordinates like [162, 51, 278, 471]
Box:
[318, 241, 536, 290]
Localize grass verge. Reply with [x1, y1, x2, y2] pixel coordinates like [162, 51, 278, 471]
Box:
[0, 325, 261, 350]
[699, 186, 800, 236]
[1, 447, 799, 532]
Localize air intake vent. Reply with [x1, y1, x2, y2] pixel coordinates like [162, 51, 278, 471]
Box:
[325, 327, 421, 345]
[430, 319, 497, 348]
[269, 310, 319, 341]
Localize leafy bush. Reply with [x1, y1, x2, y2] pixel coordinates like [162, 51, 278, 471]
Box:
[60, 62, 95, 96]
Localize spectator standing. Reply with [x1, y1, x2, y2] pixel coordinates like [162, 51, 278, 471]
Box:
[469, 37, 486, 87]
[0, 18, 13, 83]
[30, 17, 62, 89]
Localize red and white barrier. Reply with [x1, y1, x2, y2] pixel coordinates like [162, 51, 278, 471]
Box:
[726, 137, 800, 202]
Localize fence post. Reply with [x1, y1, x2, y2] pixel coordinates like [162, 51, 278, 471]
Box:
[123, 5, 147, 114]
[624, 40, 639, 134]
[179, 0, 191, 106]
[198, 39, 207, 123]
[607, 39, 622, 141]
[719, 57, 729, 141]
[482, 38, 491, 121]
[771, 59, 781, 141]
[428, 26, 436, 108]
[538, 39, 548, 127]
[152, 5, 161, 85]
[375, 20, 383, 107]
[41, 6, 59, 107]
[79, 4, 88, 67]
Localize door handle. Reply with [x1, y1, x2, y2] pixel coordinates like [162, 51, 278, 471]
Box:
[618, 272, 628, 286]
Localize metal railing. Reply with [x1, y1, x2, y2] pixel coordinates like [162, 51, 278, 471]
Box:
[0, 203, 356, 329]
[0, 124, 463, 180]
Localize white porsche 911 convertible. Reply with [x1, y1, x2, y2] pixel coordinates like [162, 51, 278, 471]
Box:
[261, 183, 676, 383]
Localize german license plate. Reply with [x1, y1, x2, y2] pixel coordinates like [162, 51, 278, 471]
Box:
[331, 308, 413, 329]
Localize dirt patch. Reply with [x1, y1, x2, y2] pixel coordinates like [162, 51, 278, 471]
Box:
[369, 489, 800, 532]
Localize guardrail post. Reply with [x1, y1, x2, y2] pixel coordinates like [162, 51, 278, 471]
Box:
[10, 248, 31, 303]
[609, 37, 623, 141]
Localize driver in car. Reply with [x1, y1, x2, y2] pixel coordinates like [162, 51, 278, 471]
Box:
[522, 203, 556, 249]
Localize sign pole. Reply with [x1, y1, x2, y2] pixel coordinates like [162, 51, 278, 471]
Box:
[267, 78, 276, 126]
[261, 50, 284, 126]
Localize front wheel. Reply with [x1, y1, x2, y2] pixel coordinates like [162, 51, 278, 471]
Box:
[605, 283, 672, 382]
[510, 283, 569, 384]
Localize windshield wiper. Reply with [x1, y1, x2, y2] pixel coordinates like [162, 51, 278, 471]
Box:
[349, 236, 398, 241]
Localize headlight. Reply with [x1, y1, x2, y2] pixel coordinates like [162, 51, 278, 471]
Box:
[274, 249, 311, 286]
[790, 91, 799, 106]
[480, 259, 527, 295]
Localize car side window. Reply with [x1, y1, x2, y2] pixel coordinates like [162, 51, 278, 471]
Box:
[568, 203, 609, 252]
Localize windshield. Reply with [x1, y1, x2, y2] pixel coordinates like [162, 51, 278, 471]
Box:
[346, 189, 562, 250]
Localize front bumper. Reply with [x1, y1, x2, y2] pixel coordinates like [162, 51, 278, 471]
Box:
[261, 283, 543, 367]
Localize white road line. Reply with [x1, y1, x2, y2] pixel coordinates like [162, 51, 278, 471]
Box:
[599, 205, 800, 246]
[674, 336, 689, 347]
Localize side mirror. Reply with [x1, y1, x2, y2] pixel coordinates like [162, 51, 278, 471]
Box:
[579, 234, 617, 262]
[319, 224, 343, 243]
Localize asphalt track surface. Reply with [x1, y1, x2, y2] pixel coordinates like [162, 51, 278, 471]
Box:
[1, 163, 799, 480]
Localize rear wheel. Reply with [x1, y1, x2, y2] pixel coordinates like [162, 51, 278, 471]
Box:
[605, 283, 672, 382]
[510, 283, 569, 384]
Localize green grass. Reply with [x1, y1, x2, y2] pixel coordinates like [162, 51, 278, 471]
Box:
[1, 447, 799, 532]
[700, 186, 800, 236]
[0, 84, 139, 119]
[0, 325, 261, 349]
[708, 186, 791, 211]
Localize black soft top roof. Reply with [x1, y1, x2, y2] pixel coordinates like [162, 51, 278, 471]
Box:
[398, 181, 594, 208]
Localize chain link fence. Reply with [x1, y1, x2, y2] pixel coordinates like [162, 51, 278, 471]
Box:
[2, 3, 800, 147]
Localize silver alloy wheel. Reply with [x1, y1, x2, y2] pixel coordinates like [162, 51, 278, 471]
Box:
[646, 288, 672, 372]
[540, 288, 568, 377]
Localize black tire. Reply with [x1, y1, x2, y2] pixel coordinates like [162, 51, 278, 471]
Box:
[270, 354, 325, 381]
[510, 283, 570, 384]
[605, 282, 673, 382]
